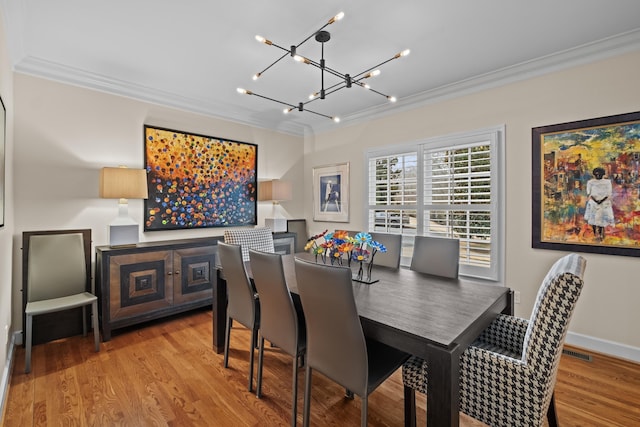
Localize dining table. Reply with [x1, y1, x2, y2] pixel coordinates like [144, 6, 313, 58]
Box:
[213, 252, 513, 427]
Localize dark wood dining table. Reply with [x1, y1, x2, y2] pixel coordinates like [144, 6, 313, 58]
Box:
[213, 253, 512, 427]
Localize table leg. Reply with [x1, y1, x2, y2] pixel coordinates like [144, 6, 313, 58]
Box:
[212, 269, 227, 354]
[426, 346, 460, 427]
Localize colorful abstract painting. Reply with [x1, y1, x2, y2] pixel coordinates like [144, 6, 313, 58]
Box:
[532, 111, 640, 256]
[144, 125, 258, 230]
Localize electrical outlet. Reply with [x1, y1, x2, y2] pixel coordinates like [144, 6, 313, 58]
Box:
[514, 291, 521, 304]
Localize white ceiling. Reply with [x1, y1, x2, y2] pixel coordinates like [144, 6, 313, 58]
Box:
[3, 1, 640, 136]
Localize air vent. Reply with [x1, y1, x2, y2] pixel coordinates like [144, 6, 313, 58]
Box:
[562, 348, 593, 362]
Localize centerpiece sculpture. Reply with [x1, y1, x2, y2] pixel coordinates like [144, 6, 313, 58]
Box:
[304, 230, 386, 284]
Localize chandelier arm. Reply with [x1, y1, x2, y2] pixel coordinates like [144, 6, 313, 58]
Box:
[247, 91, 296, 109]
[256, 51, 291, 78]
[352, 55, 400, 80]
[295, 11, 344, 48]
[300, 108, 335, 120]
[353, 81, 391, 98]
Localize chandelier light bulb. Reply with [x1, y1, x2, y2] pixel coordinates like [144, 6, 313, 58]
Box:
[293, 55, 310, 64]
[388, 96, 397, 103]
[334, 12, 345, 21]
[332, 117, 341, 123]
[309, 92, 318, 100]
[283, 108, 290, 114]
[252, 73, 261, 81]
[401, 49, 410, 57]
[237, 87, 247, 94]
[363, 84, 371, 89]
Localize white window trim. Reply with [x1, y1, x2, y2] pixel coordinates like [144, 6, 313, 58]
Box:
[365, 125, 505, 283]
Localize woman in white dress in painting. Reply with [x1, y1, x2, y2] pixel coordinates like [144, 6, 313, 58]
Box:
[584, 167, 614, 241]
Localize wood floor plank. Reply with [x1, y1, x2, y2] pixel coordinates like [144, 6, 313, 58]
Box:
[2, 308, 639, 426]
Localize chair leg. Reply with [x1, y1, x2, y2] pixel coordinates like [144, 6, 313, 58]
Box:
[256, 336, 265, 398]
[547, 392, 559, 427]
[82, 305, 88, 337]
[361, 395, 368, 427]
[223, 315, 232, 368]
[25, 314, 33, 374]
[303, 365, 312, 427]
[291, 351, 300, 427]
[403, 385, 416, 427]
[248, 326, 258, 392]
[92, 301, 100, 351]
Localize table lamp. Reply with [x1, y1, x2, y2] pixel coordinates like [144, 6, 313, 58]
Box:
[99, 166, 148, 246]
[258, 179, 292, 232]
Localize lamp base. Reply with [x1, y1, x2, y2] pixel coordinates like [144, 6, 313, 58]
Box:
[265, 218, 287, 233]
[109, 224, 139, 247]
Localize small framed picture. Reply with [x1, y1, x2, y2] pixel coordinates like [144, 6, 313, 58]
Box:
[313, 162, 349, 222]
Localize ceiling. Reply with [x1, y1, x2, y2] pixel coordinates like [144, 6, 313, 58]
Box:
[3, 1, 640, 136]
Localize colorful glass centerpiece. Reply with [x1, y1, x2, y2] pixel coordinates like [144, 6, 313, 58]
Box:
[304, 230, 387, 284]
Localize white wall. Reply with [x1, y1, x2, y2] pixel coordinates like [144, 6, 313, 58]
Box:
[0, 4, 15, 414]
[10, 74, 304, 334]
[304, 51, 640, 360]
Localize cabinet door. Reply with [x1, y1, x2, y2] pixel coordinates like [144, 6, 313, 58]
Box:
[172, 246, 215, 305]
[109, 250, 173, 322]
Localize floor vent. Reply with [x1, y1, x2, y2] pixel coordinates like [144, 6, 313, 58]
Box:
[562, 348, 593, 362]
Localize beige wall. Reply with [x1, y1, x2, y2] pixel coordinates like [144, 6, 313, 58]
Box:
[0, 4, 15, 406]
[304, 51, 640, 360]
[10, 74, 304, 334]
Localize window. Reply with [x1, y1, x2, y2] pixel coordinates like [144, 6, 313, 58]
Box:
[367, 126, 504, 281]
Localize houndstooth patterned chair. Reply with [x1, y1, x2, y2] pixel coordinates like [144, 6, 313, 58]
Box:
[402, 253, 586, 427]
[224, 227, 275, 261]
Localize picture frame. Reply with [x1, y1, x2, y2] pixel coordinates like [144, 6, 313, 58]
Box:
[313, 162, 349, 222]
[143, 125, 258, 231]
[532, 111, 640, 256]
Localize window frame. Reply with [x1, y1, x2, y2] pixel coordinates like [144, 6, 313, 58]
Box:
[365, 125, 505, 282]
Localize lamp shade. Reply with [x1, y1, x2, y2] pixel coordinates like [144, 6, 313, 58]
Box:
[258, 179, 292, 202]
[99, 167, 148, 199]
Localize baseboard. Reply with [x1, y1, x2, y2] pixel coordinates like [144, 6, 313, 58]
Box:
[0, 332, 16, 423]
[566, 331, 640, 364]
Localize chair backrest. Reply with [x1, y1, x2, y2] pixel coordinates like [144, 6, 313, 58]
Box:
[410, 235, 460, 278]
[27, 233, 88, 302]
[249, 249, 300, 355]
[294, 258, 368, 396]
[369, 232, 402, 269]
[224, 227, 275, 261]
[522, 253, 586, 382]
[287, 219, 308, 253]
[217, 241, 257, 328]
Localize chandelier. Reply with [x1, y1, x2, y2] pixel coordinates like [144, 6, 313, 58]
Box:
[237, 12, 410, 123]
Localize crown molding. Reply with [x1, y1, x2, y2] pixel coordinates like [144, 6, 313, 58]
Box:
[311, 28, 640, 134]
[10, 28, 640, 137]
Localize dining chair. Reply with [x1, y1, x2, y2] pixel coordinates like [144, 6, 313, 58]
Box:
[294, 258, 410, 427]
[223, 227, 275, 261]
[369, 231, 402, 269]
[249, 249, 306, 426]
[218, 241, 260, 392]
[402, 253, 587, 427]
[409, 235, 460, 278]
[23, 230, 100, 374]
[287, 219, 309, 253]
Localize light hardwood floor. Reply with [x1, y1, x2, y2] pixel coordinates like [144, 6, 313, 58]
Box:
[2, 309, 639, 426]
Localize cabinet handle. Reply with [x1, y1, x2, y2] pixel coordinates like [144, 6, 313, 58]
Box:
[175, 270, 180, 275]
[167, 271, 172, 276]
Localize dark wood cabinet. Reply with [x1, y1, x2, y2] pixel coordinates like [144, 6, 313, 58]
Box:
[96, 237, 221, 340]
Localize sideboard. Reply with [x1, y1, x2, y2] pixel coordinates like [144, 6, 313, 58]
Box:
[96, 232, 297, 342]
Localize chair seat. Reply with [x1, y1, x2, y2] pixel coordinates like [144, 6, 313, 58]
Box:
[26, 292, 97, 316]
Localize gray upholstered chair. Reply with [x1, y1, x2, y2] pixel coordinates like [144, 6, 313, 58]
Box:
[224, 227, 275, 261]
[294, 258, 410, 427]
[402, 253, 587, 427]
[249, 249, 306, 426]
[409, 235, 460, 278]
[218, 241, 260, 391]
[23, 230, 100, 374]
[369, 231, 402, 269]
